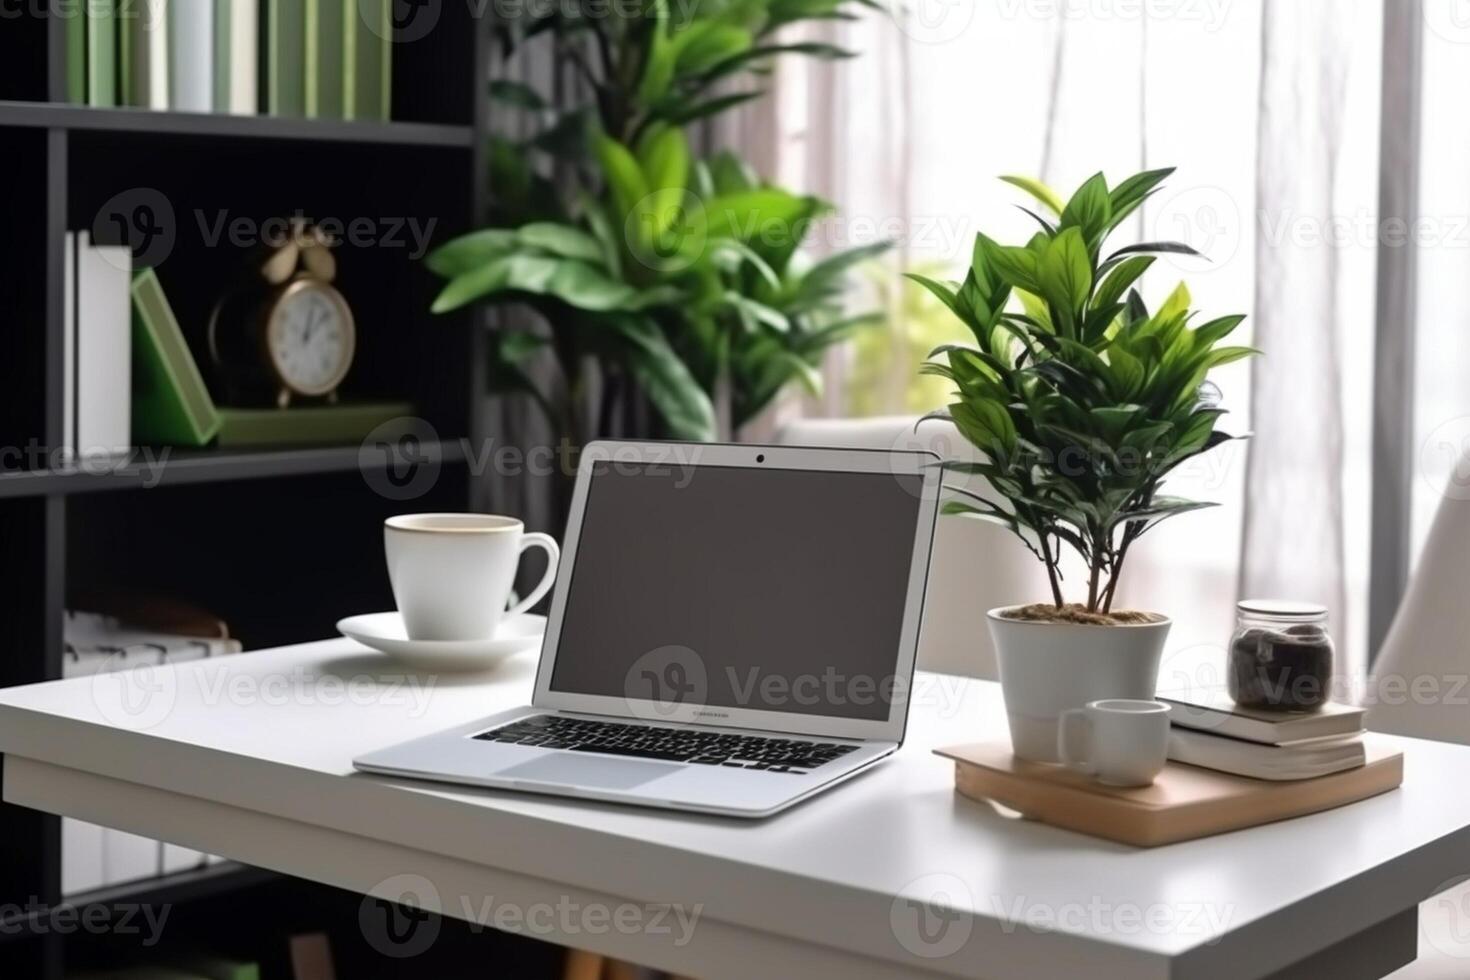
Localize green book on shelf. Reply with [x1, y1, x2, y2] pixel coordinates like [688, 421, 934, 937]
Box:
[66, 7, 86, 103]
[86, 0, 117, 107]
[267, 0, 305, 117]
[344, 0, 391, 121]
[304, 0, 345, 118]
[216, 402, 414, 447]
[132, 268, 223, 447]
[214, 0, 232, 111]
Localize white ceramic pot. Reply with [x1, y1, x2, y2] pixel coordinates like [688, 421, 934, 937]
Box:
[987, 607, 1172, 762]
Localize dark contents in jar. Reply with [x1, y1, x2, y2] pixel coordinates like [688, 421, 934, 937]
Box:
[1229, 624, 1335, 710]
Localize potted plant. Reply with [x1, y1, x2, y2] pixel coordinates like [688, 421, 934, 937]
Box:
[912, 168, 1256, 761]
[425, 2, 886, 454]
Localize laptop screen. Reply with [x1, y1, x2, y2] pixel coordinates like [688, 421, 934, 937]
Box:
[547, 460, 927, 721]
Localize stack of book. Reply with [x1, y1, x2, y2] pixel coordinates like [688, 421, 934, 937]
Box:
[1161, 689, 1368, 781]
[61, 608, 242, 896]
[67, 0, 393, 120]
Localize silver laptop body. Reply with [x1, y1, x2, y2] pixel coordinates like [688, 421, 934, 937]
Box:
[354, 440, 941, 818]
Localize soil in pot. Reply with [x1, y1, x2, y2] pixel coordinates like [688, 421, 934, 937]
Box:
[1002, 603, 1166, 627]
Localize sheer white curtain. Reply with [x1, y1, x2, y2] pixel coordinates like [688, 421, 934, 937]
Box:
[720, 1, 1380, 675]
[1415, 3, 1470, 562]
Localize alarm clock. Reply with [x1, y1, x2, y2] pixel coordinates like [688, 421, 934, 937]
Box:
[209, 221, 357, 408]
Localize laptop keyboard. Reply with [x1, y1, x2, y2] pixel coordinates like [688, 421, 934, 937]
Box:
[475, 715, 859, 774]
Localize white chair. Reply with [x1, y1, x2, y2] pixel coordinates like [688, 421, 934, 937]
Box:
[1371, 460, 1470, 978]
[775, 416, 1050, 681]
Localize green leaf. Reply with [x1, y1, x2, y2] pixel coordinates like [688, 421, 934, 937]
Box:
[609, 316, 717, 441]
[1091, 255, 1153, 313]
[1037, 228, 1092, 332]
[1108, 167, 1174, 230]
[663, 90, 764, 125]
[595, 135, 651, 223]
[636, 124, 691, 193]
[637, 0, 676, 104]
[999, 175, 1065, 216]
[1060, 172, 1112, 246]
[1194, 314, 1247, 347]
[488, 79, 546, 110]
[544, 260, 641, 310]
[425, 228, 519, 278]
[517, 223, 607, 265]
[498, 330, 548, 365]
[1106, 241, 1203, 264]
[1158, 281, 1191, 320]
[1205, 345, 1260, 368]
[432, 256, 513, 313]
[672, 23, 753, 75]
[983, 240, 1043, 295]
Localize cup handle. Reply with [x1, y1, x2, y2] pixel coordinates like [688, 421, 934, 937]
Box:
[1057, 709, 1096, 775]
[504, 532, 560, 618]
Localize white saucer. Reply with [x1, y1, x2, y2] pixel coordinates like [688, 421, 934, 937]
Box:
[336, 612, 546, 672]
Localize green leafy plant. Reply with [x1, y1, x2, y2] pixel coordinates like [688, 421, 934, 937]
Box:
[426, 1, 884, 444]
[912, 168, 1257, 616]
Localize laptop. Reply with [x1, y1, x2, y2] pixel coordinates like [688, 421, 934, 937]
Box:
[353, 439, 941, 818]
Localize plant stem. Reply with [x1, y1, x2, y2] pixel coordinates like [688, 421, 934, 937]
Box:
[1037, 530, 1065, 608]
[1102, 522, 1141, 613]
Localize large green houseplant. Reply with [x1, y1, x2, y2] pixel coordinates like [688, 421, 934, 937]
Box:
[913, 168, 1257, 760]
[427, 1, 886, 446]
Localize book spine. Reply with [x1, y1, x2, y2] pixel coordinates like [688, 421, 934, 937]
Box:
[130, 269, 223, 446]
[340, 0, 355, 118]
[66, 5, 86, 103]
[169, 0, 213, 112]
[63, 232, 77, 461]
[229, 0, 259, 114]
[214, 0, 231, 111]
[127, 0, 169, 109]
[267, 0, 305, 117]
[304, 0, 343, 118]
[86, 0, 117, 107]
[76, 233, 132, 457]
[347, 0, 389, 121]
[303, 0, 318, 117]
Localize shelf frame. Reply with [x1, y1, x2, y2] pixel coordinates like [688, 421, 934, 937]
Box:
[0, 101, 476, 148]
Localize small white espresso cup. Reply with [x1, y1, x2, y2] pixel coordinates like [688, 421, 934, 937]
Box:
[1057, 699, 1171, 787]
[384, 514, 560, 642]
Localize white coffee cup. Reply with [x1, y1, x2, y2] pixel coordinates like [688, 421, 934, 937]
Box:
[1057, 699, 1171, 787]
[384, 514, 560, 642]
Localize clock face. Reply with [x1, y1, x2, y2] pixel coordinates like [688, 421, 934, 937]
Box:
[266, 280, 356, 396]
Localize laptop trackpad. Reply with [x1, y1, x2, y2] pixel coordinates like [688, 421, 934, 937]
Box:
[497, 753, 682, 790]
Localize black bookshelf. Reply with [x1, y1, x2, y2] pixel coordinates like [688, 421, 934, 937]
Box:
[0, 8, 491, 978]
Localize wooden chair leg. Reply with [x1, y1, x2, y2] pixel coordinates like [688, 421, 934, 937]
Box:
[561, 949, 604, 980]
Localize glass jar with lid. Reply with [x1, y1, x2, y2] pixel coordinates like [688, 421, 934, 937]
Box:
[1228, 600, 1335, 711]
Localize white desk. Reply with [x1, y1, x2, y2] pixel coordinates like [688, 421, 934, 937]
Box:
[2, 640, 1468, 980]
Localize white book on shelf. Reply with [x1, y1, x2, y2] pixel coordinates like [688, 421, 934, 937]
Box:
[128, 0, 171, 109]
[58, 648, 108, 896]
[61, 817, 107, 896]
[62, 647, 165, 888]
[63, 230, 77, 461]
[227, 0, 259, 114]
[75, 231, 132, 458]
[62, 613, 244, 883]
[169, 0, 213, 112]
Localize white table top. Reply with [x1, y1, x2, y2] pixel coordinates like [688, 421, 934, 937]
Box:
[2, 640, 1468, 980]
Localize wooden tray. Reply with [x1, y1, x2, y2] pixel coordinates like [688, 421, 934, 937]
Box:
[936, 738, 1403, 847]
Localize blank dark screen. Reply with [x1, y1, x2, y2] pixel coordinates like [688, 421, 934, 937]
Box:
[549, 463, 927, 721]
